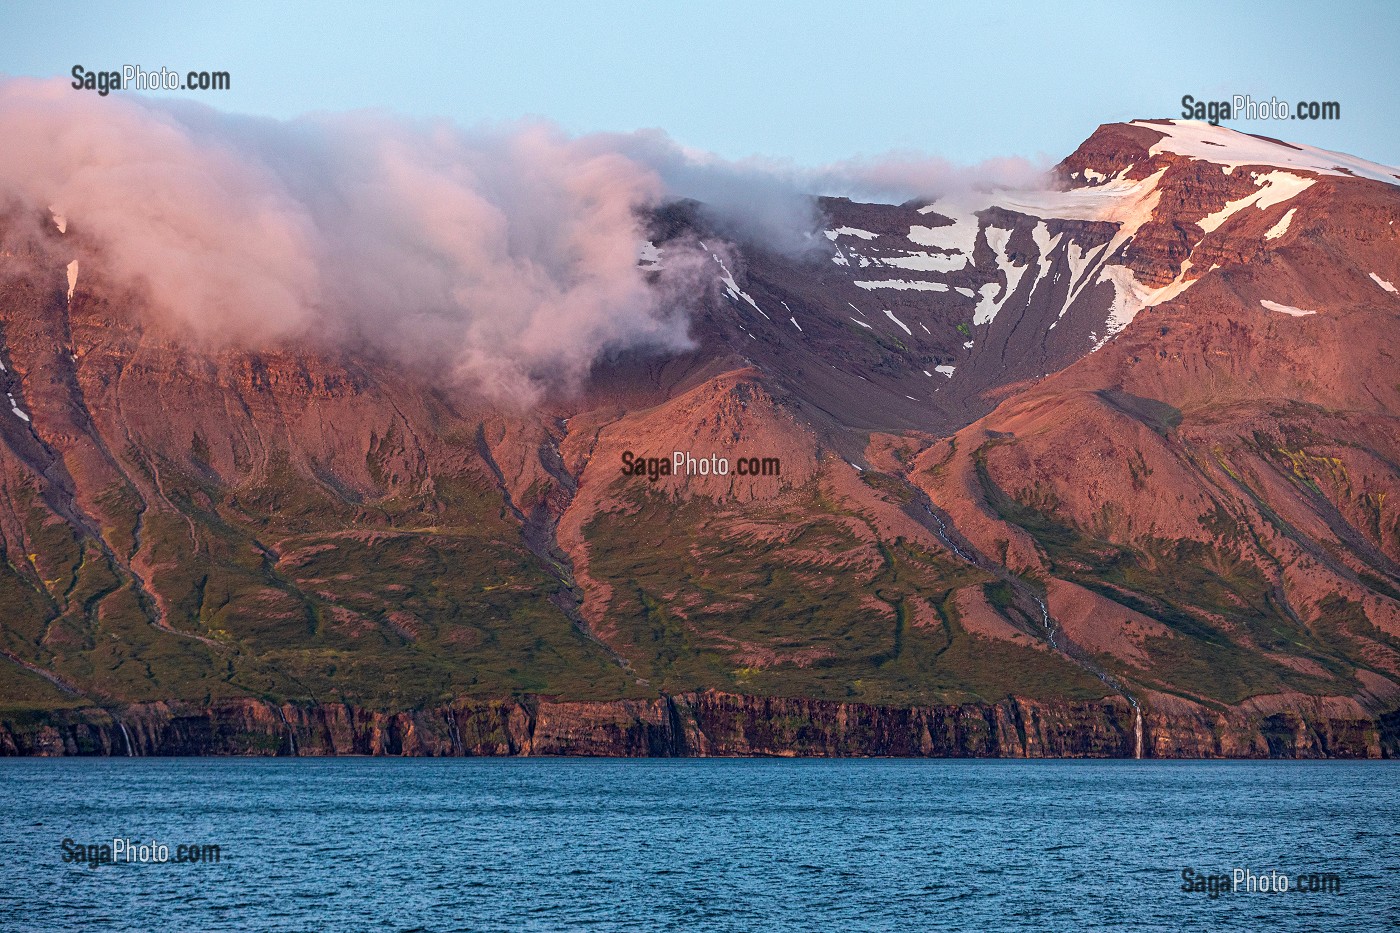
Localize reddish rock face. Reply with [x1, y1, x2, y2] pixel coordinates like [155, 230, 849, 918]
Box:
[1, 693, 1388, 759]
[2, 121, 1399, 757]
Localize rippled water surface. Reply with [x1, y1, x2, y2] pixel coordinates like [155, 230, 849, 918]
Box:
[1, 758, 1396, 931]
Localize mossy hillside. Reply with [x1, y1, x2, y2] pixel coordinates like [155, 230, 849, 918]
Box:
[584, 482, 1108, 705]
[0, 652, 88, 714]
[1, 445, 636, 710]
[169, 456, 636, 704]
[973, 442, 1364, 705]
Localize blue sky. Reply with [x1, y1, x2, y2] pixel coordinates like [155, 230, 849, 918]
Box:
[5, 0, 1398, 167]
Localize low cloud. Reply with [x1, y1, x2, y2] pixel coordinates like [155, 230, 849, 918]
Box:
[0, 78, 1047, 399]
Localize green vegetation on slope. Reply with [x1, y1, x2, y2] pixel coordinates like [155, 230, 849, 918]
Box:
[972, 442, 1359, 705]
[0, 444, 637, 711]
[583, 481, 1107, 704]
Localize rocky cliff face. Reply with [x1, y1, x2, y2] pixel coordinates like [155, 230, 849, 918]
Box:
[2, 121, 1399, 757]
[2, 692, 1389, 758]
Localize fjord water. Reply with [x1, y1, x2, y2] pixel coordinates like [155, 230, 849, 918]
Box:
[2, 759, 1395, 932]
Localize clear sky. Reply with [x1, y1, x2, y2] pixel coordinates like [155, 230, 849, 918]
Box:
[4, 0, 1398, 167]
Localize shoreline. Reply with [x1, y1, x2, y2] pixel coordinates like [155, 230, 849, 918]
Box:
[4, 692, 1396, 759]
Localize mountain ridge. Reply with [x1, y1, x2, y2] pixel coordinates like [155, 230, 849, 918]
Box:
[2, 120, 1399, 756]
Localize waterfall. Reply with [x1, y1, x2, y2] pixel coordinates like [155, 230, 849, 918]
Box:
[1031, 595, 1060, 651]
[915, 497, 1147, 761]
[1035, 591, 1144, 760]
[118, 721, 134, 757]
[447, 708, 464, 756]
[921, 502, 972, 561]
[277, 707, 299, 757]
[1134, 704, 1144, 760]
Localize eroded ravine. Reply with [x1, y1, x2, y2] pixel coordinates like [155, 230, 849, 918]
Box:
[901, 479, 1146, 757]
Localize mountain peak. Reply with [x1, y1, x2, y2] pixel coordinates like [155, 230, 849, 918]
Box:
[1062, 119, 1400, 189]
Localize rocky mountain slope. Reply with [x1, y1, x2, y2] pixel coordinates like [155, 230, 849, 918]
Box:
[3, 120, 1399, 757]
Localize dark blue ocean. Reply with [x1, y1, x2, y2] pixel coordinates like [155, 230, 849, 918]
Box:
[1, 759, 1395, 931]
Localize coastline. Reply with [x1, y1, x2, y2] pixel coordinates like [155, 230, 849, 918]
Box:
[3, 692, 1395, 759]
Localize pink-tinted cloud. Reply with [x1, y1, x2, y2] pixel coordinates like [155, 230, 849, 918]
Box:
[0, 78, 1049, 399]
[0, 79, 688, 399]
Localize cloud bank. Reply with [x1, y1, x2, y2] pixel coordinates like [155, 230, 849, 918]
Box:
[0, 78, 1047, 398]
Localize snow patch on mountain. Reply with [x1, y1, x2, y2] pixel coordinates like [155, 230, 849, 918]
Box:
[995, 168, 1167, 320]
[910, 204, 981, 259]
[825, 227, 879, 240]
[1264, 208, 1296, 241]
[1261, 299, 1317, 317]
[996, 168, 1165, 231]
[879, 250, 966, 272]
[1059, 242, 1105, 315]
[1136, 120, 1400, 187]
[706, 248, 769, 319]
[882, 308, 911, 335]
[1024, 223, 1063, 303]
[984, 226, 1012, 258]
[1196, 171, 1314, 233]
[854, 279, 949, 292]
[1090, 260, 1202, 345]
[1097, 265, 1148, 339]
[1030, 222, 1056, 262]
[972, 226, 1029, 326]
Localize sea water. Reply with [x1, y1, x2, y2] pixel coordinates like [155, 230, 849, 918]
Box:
[1, 758, 1395, 931]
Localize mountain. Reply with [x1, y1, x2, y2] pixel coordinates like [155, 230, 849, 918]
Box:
[3, 120, 1399, 757]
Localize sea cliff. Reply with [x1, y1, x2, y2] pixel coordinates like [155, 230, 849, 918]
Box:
[2, 692, 1392, 759]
